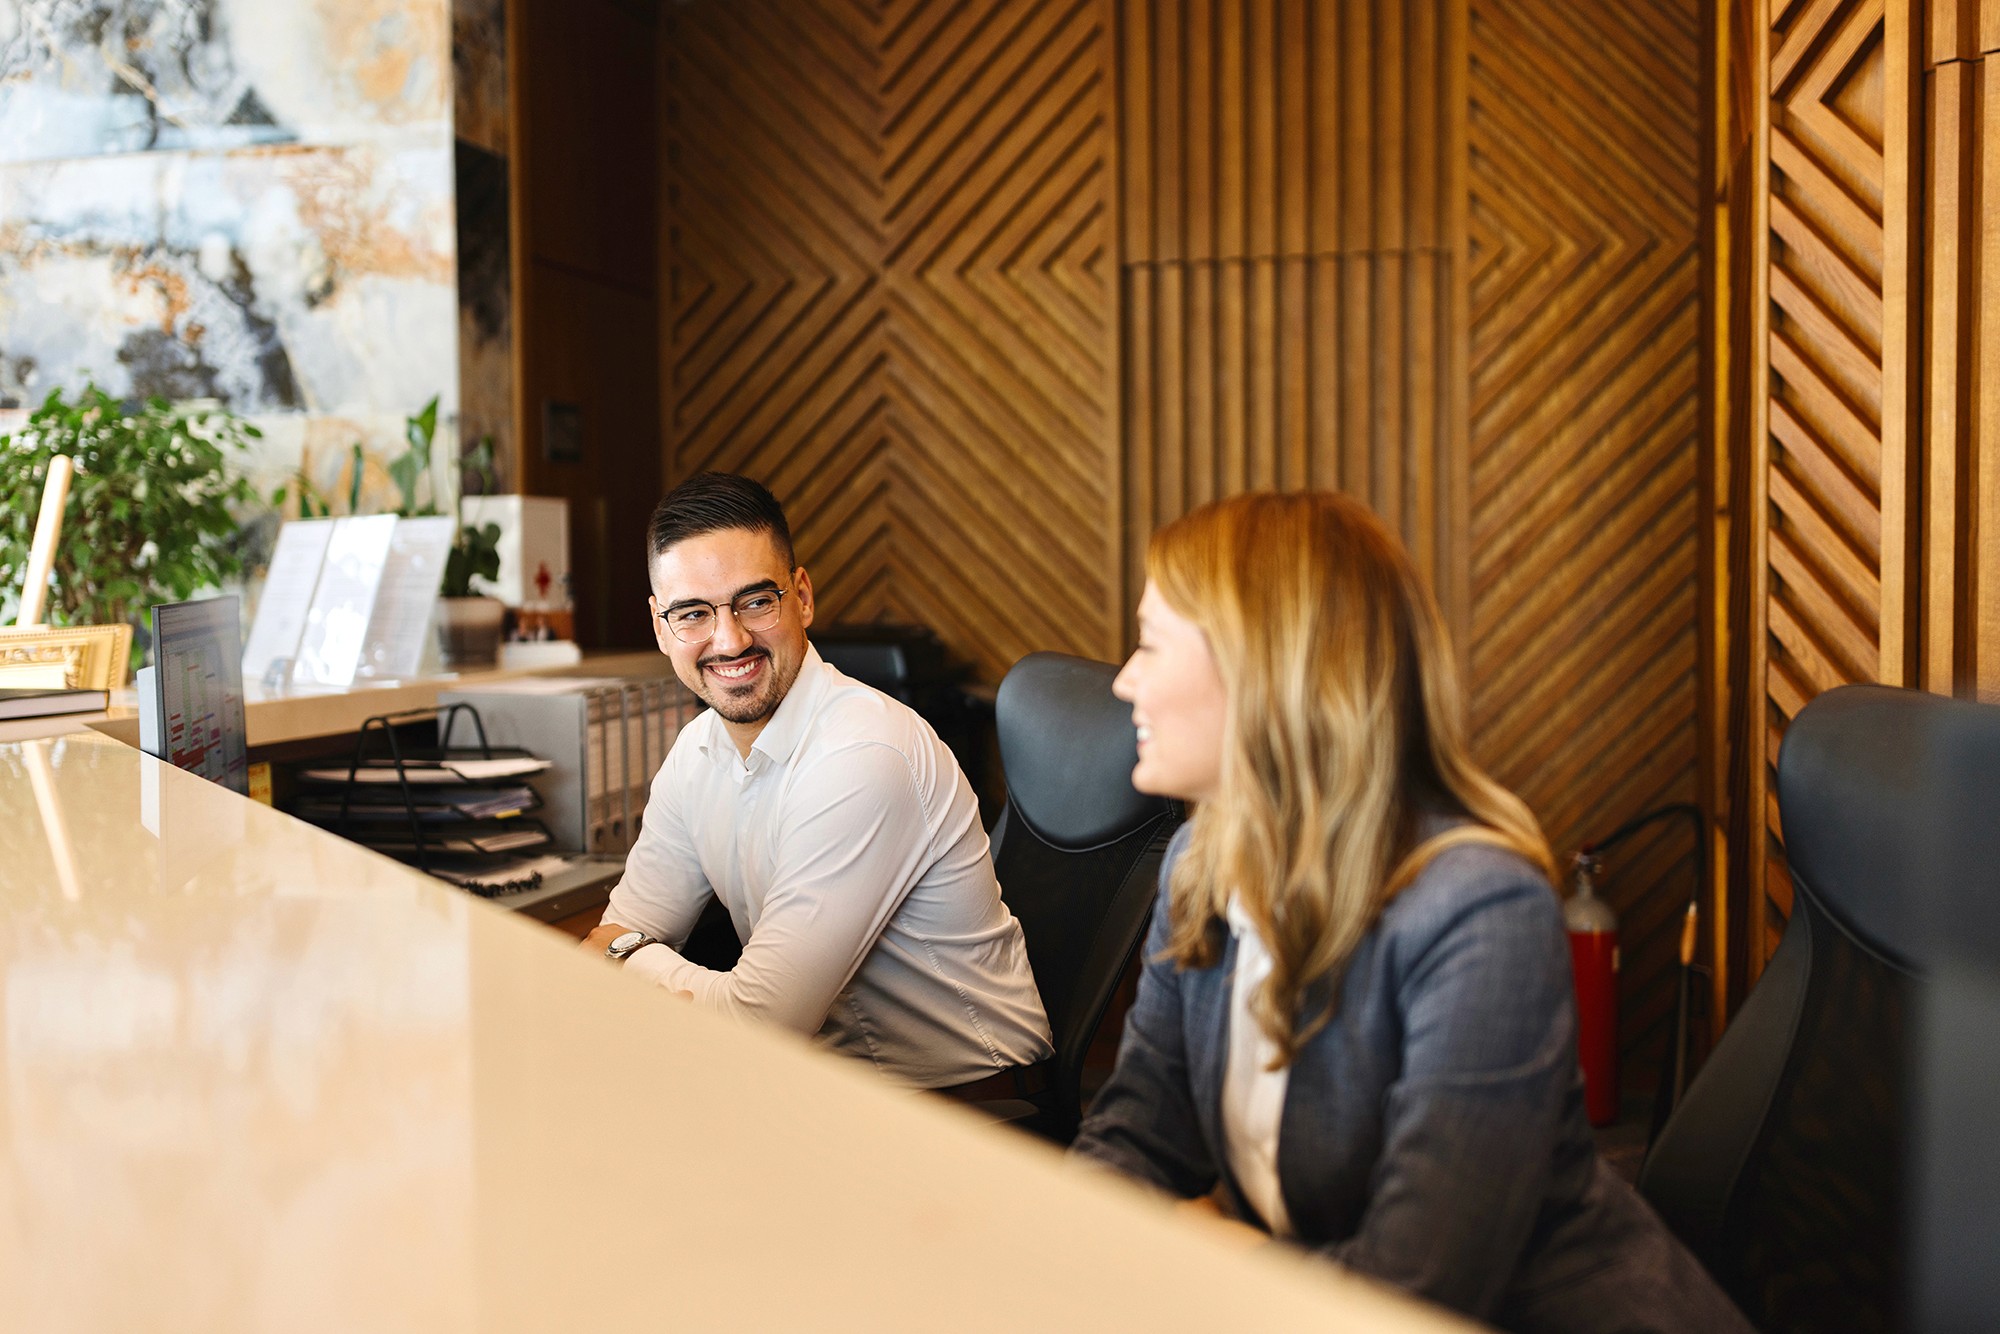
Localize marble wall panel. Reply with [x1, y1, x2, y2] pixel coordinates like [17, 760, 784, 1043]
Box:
[0, 0, 460, 491]
[0, 0, 450, 162]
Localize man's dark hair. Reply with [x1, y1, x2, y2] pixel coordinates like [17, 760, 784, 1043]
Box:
[646, 472, 795, 568]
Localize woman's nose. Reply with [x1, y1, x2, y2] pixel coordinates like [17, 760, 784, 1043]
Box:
[1112, 657, 1138, 701]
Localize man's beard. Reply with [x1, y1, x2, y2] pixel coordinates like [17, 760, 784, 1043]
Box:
[695, 646, 783, 724]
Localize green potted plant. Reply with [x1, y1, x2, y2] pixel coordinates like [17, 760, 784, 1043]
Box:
[432, 428, 505, 670]
[0, 383, 258, 668]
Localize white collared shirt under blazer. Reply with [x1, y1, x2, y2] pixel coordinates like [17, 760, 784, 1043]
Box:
[1223, 896, 1295, 1236]
[605, 645, 1053, 1087]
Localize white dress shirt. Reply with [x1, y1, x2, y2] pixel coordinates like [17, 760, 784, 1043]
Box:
[604, 646, 1053, 1088]
[1222, 897, 1295, 1236]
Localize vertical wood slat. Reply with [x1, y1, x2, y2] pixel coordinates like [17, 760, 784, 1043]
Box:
[1407, 0, 1442, 253]
[1374, 252, 1406, 536]
[1880, 4, 1921, 688]
[1121, 0, 1155, 266]
[1407, 255, 1440, 591]
[1925, 62, 1975, 696]
[1247, 0, 1278, 261]
[1702, 0, 1739, 1019]
[1105, 0, 1128, 650]
[1278, 0, 1309, 257]
[1309, 0, 1342, 255]
[1342, 0, 1375, 254]
[1442, 0, 1471, 652]
[1186, 0, 1215, 261]
[1375, 0, 1406, 251]
[1979, 63, 2000, 699]
[1160, 0, 1185, 262]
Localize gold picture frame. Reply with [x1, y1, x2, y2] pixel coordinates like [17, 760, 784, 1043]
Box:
[0, 623, 133, 689]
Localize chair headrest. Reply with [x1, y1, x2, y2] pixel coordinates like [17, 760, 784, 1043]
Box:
[996, 652, 1168, 849]
[1778, 684, 2000, 968]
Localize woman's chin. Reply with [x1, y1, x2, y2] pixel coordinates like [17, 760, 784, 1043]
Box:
[1130, 762, 1192, 802]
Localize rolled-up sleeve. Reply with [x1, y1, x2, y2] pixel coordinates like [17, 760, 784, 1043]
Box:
[622, 742, 934, 1036]
[602, 755, 711, 947]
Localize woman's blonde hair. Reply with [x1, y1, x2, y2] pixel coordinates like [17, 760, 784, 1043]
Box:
[1149, 491, 1556, 1067]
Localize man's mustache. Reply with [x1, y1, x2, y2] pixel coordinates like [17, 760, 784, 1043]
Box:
[697, 646, 770, 671]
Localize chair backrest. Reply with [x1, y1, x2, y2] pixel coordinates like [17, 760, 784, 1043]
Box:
[1639, 684, 1995, 1331]
[990, 652, 1181, 1140]
[1910, 689, 2000, 1330]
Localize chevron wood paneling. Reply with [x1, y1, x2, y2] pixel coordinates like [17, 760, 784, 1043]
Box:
[1467, 0, 1703, 1069]
[1744, 0, 1919, 965]
[661, 0, 1119, 681]
[1118, 0, 1467, 637]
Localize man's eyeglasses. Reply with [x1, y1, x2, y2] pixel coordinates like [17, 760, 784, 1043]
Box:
[656, 584, 791, 644]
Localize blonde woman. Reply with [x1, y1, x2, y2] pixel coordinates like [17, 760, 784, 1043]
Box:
[1071, 493, 1747, 1332]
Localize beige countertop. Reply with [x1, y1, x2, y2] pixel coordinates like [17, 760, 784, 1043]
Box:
[0, 732, 1475, 1333]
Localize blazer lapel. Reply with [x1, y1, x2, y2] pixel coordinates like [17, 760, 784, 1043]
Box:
[1185, 932, 1237, 1177]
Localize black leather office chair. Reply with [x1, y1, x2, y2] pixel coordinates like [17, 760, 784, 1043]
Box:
[1639, 684, 1998, 1332]
[988, 652, 1182, 1144]
[1908, 688, 2000, 1331]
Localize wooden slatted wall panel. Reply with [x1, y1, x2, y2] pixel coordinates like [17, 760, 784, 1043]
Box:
[1466, 0, 1704, 1068]
[661, 0, 1120, 680]
[1748, 0, 1920, 965]
[661, 0, 1717, 1066]
[1117, 0, 1469, 642]
[1925, 2, 2000, 708]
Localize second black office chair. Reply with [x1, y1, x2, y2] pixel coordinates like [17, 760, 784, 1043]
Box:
[1639, 684, 2000, 1332]
[988, 651, 1182, 1144]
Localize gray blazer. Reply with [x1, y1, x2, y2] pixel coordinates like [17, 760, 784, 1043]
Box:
[1072, 824, 1751, 1333]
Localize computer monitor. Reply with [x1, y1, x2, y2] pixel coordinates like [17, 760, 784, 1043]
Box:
[140, 595, 249, 795]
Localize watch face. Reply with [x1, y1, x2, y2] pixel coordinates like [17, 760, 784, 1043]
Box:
[609, 931, 646, 956]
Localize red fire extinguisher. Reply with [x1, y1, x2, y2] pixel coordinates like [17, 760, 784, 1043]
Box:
[1564, 851, 1619, 1127]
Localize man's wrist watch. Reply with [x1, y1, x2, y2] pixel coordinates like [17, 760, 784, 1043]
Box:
[605, 930, 658, 962]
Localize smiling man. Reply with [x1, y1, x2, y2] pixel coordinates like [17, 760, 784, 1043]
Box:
[583, 473, 1053, 1092]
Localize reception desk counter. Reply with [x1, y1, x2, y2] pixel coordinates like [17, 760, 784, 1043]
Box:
[0, 733, 1473, 1332]
[0, 650, 672, 752]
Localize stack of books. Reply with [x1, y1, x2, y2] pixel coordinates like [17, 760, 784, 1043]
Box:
[0, 686, 109, 721]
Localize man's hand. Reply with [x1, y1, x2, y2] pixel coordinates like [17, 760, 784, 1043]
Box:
[580, 921, 629, 956]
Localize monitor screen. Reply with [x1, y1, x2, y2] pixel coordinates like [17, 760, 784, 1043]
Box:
[149, 595, 249, 795]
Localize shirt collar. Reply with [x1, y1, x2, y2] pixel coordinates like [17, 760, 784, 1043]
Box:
[696, 643, 829, 769]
